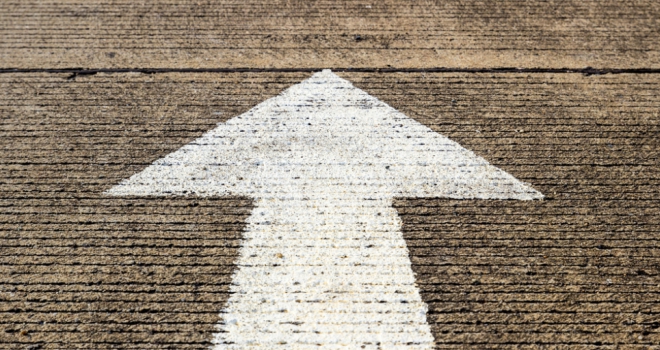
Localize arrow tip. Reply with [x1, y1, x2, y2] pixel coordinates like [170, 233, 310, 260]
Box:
[106, 69, 545, 202]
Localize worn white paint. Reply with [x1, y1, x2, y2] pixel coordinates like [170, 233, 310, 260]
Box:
[107, 70, 542, 349]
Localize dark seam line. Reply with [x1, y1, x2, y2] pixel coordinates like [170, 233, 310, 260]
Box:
[1, 67, 660, 77]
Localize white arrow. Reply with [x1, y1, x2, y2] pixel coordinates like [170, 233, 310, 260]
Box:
[106, 70, 542, 349]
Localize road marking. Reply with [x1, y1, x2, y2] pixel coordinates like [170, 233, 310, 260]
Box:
[107, 70, 542, 349]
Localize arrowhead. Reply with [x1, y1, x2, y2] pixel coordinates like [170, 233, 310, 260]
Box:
[107, 70, 542, 200]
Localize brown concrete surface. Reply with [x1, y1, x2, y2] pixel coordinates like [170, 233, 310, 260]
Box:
[1, 0, 660, 69]
[1, 72, 659, 349]
[2, 1, 660, 349]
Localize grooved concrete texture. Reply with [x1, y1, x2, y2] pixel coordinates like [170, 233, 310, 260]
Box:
[1, 72, 659, 349]
[1, 0, 660, 69]
[2, 1, 660, 349]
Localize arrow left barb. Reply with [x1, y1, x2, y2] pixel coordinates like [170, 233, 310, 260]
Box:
[107, 70, 542, 349]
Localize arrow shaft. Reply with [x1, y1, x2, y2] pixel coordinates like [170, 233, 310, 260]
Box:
[212, 196, 434, 349]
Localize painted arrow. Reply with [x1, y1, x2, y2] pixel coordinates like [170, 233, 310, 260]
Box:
[107, 70, 542, 349]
